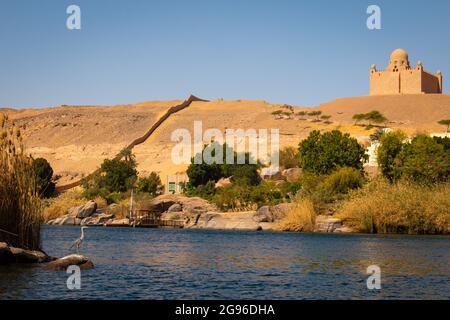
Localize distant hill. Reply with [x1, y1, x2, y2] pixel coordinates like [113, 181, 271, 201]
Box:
[4, 94, 449, 185]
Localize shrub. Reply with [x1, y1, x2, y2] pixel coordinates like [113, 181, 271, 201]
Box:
[298, 130, 368, 175]
[186, 142, 260, 188]
[82, 156, 138, 197]
[249, 181, 282, 207]
[137, 172, 164, 196]
[277, 198, 316, 232]
[438, 119, 450, 132]
[1, 115, 42, 249]
[353, 111, 388, 126]
[43, 189, 86, 222]
[319, 167, 365, 195]
[212, 183, 252, 211]
[32, 158, 56, 198]
[376, 130, 406, 181]
[279, 146, 299, 169]
[337, 179, 450, 234]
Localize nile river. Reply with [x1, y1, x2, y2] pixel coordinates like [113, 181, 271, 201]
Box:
[0, 226, 449, 299]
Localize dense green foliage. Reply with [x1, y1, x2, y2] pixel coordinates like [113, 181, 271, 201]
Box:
[186, 143, 260, 188]
[378, 132, 450, 184]
[394, 135, 450, 184]
[32, 157, 55, 198]
[82, 156, 138, 199]
[137, 172, 164, 196]
[298, 130, 368, 175]
[377, 130, 406, 181]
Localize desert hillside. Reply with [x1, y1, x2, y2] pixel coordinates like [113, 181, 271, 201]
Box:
[2, 94, 449, 185]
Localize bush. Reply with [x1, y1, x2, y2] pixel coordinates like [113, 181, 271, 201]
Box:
[377, 130, 406, 181]
[186, 142, 260, 189]
[249, 181, 283, 207]
[319, 167, 365, 195]
[394, 134, 450, 184]
[43, 189, 86, 222]
[298, 130, 368, 175]
[137, 172, 164, 196]
[337, 179, 450, 234]
[82, 156, 138, 197]
[212, 183, 252, 211]
[1, 115, 42, 249]
[32, 158, 56, 198]
[279, 146, 299, 169]
[277, 198, 316, 232]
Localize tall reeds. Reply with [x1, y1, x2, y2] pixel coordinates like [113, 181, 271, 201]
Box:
[0, 114, 42, 250]
[337, 179, 450, 234]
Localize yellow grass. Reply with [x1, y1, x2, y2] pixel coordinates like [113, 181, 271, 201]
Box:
[43, 188, 86, 222]
[337, 179, 450, 234]
[277, 198, 316, 232]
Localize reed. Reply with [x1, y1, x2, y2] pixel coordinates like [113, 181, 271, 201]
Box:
[277, 198, 316, 232]
[0, 114, 42, 250]
[337, 179, 450, 234]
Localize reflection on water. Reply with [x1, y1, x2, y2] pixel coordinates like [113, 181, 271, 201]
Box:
[0, 226, 449, 299]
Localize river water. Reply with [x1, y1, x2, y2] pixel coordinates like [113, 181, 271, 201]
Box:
[0, 225, 449, 299]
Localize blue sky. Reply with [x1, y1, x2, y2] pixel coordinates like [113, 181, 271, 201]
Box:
[1, 0, 449, 108]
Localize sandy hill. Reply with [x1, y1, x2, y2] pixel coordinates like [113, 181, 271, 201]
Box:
[3, 94, 449, 185]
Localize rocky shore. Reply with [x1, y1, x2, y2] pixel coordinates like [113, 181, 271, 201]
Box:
[45, 194, 354, 234]
[0, 242, 53, 264]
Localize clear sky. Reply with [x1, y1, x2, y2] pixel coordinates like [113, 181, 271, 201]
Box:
[1, 0, 449, 108]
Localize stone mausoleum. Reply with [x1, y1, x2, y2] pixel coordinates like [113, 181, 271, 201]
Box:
[370, 48, 443, 95]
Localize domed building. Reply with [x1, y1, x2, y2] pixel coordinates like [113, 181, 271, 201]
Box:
[370, 48, 443, 95]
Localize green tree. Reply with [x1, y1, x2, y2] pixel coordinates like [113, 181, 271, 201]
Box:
[394, 134, 450, 184]
[433, 136, 450, 151]
[308, 110, 322, 121]
[298, 130, 368, 175]
[32, 158, 55, 198]
[83, 156, 138, 196]
[296, 111, 307, 119]
[271, 110, 283, 116]
[137, 172, 164, 196]
[186, 142, 260, 188]
[352, 113, 365, 125]
[365, 110, 387, 126]
[438, 119, 450, 132]
[377, 130, 406, 181]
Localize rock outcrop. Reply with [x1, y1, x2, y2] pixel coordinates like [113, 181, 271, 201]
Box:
[314, 215, 344, 233]
[185, 211, 273, 231]
[44, 254, 94, 271]
[253, 203, 292, 223]
[70, 200, 97, 219]
[48, 200, 100, 226]
[0, 242, 53, 265]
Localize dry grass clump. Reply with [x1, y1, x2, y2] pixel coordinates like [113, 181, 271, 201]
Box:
[0, 114, 42, 250]
[337, 179, 450, 234]
[277, 198, 316, 232]
[43, 188, 86, 222]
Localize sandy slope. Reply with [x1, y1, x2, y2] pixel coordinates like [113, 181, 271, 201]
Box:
[3, 95, 449, 185]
